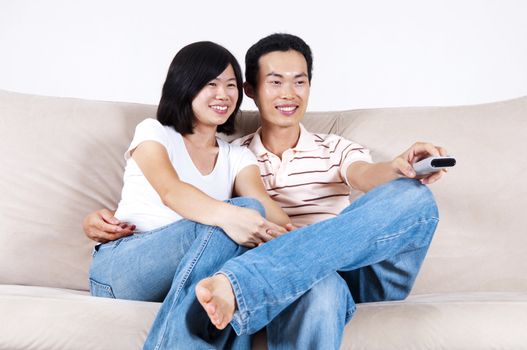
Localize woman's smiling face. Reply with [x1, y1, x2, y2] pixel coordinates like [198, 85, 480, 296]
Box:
[191, 64, 239, 129]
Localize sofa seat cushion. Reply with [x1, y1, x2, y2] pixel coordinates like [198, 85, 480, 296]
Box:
[2, 285, 526, 350]
[0, 284, 159, 350]
[343, 292, 527, 349]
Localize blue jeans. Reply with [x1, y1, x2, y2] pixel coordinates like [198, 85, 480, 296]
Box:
[266, 272, 353, 350]
[219, 178, 439, 349]
[90, 179, 438, 349]
[89, 197, 263, 350]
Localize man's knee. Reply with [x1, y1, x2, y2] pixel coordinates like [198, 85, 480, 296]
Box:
[228, 197, 266, 217]
[386, 178, 438, 217]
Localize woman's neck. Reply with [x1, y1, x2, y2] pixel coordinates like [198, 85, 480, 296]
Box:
[183, 124, 217, 149]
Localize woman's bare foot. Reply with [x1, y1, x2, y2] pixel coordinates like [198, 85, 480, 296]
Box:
[195, 274, 236, 330]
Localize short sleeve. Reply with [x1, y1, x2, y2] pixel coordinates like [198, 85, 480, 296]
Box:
[124, 118, 169, 160]
[339, 139, 373, 187]
[231, 144, 258, 176]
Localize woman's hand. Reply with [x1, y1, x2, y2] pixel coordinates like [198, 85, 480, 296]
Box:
[219, 206, 287, 248]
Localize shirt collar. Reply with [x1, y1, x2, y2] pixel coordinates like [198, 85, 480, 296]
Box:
[248, 123, 319, 157]
[294, 123, 319, 152]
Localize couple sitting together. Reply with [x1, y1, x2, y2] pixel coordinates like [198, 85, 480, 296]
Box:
[83, 33, 447, 349]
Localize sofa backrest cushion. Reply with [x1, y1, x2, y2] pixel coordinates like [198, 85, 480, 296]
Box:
[1, 89, 526, 293]
[0, 90, 154, 290]
[334, 101, 527, 293]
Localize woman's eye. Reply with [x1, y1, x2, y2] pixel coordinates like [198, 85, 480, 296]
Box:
[208, 82, 217, 87]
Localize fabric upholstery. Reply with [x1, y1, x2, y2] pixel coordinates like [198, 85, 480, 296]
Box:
[1, 89, 526, 349]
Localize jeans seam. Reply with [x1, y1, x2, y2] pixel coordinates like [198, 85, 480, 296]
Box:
[219, 270, 249, 335]
[345, 304, 357, 323]
[375, 217, 438, 244]
[153, 225, 216, 350]
[89, 277, 116, 298]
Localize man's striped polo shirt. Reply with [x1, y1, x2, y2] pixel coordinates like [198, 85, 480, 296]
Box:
[233, 124, 372, 228]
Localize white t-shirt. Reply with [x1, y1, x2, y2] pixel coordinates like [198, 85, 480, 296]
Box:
[114, 118, 257, 232]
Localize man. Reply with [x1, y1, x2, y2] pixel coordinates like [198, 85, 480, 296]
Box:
[84, 34, 446, 349]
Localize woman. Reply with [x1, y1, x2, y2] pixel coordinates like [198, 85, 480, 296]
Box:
[89, 41, 290, 349]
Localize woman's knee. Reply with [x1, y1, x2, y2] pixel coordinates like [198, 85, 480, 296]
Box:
[228, 197, 266, 217]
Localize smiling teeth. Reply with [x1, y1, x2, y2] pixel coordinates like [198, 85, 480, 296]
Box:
[211, 105, 228, 111]
[277, 106, 296, 112]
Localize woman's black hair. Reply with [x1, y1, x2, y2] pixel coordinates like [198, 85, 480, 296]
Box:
[245, 33, 313, 89]
[157, 41, 243, 135]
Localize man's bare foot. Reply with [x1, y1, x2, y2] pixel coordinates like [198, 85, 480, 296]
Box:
[195, 274, 236, 330]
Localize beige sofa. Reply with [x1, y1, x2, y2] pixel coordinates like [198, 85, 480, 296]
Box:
[1, 88, 526, 349]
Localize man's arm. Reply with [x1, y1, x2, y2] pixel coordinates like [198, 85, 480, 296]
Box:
[83, 209, 135, 243]
[347, 142, 448, 192]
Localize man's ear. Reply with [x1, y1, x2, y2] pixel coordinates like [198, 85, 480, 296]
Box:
[243, 82, 255, 99]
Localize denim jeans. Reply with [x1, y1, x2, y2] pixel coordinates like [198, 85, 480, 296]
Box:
[218, 178, 439, 349]
[89, 197, 263, 350]
[266, 272, 353, 350]
[90, 179, 438, 349]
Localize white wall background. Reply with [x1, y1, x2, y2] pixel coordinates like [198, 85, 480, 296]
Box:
[1, 0, 526, 111]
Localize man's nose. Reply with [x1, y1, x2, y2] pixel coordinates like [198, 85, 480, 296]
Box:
[280, 82, 295, 99]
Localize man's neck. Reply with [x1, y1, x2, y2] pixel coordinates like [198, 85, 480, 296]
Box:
[259, 123, 301, 159]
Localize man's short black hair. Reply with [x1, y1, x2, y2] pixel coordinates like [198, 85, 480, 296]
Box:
[157, 41, 243, 135]
[245, 33, 313, 88]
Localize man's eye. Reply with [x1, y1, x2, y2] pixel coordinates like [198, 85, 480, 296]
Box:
[296, 80, 306, 86]
[270, 80, 281, 85]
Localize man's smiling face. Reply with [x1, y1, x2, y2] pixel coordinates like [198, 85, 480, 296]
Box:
[246, 50, 310, 129]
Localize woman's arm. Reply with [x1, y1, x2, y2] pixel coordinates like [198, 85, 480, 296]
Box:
[233, 165, 291, 227]
[132, 141, 229, 225]
[132, 141, 281, 247]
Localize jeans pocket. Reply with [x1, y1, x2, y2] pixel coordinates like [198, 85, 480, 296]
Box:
[89, 278, 116, 299]
[91, 244, 101, 257]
